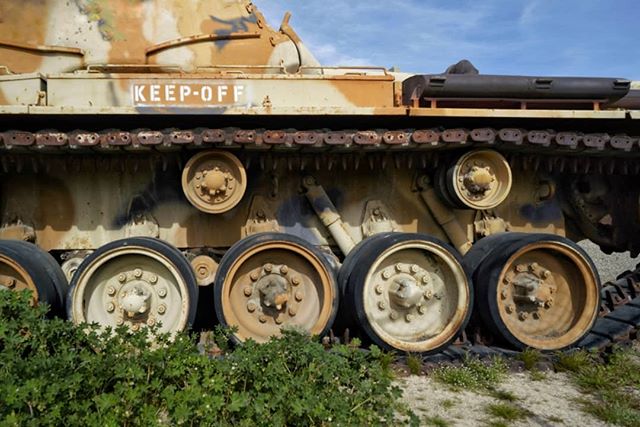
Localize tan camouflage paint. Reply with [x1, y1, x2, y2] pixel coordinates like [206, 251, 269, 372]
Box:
[0, 0, 313, 74]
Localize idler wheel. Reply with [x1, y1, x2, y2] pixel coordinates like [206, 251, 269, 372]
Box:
[440, 149, 512, 210]
[181, 150, 247, 214]
[466, 233, 600, 350]
[0, 240, 67, 313]
[343, 233, 472, 354]
[67, 238, 198, 333]
[214, 233, 338, 344]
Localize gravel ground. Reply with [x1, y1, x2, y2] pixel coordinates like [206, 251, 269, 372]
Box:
[401, 371, 608, 426]
[578, 240, 640, 283]
[398, 241, 639, 426]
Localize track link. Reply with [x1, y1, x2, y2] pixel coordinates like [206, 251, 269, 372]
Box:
[0, 128, 638, 158]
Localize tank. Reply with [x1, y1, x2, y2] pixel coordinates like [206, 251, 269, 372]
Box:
[1, 0, 639, 354]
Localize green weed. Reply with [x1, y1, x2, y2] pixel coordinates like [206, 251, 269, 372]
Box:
[432, 356, 508, 390]
[406, 353, 423, 375]
[424, 415, 451, 427]
[485, 402, 529, 421]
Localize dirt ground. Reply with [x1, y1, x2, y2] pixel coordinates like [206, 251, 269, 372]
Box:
[397, 241, 639, 426]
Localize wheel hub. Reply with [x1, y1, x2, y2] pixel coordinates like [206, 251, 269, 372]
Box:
[502, 262, 557, 320]
[376, 263, 435, 322]
[102, 267, 169, 327]
[462, 164, 495, 196]
[243, 263, 303, 322]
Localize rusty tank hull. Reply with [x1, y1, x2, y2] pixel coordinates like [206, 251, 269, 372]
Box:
[1, 0, 640, 354]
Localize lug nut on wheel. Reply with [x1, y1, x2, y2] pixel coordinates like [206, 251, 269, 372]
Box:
[107, 286, 116, 296]
[157, 304, 166, 315]
[106, 302, 115, 313]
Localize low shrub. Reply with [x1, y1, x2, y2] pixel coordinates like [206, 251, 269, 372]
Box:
[0, 291, 417, 426]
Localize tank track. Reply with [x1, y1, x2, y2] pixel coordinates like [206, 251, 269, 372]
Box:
[0, 128, 638, 161]
[2, 126, 640, 357]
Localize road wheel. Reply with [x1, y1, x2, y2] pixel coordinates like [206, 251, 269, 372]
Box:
[214, 233, 338, 343]
[68, 237, 198, 333]
[471, 234, 600, 350]
[0, 240, 67, 313]
[346, 233, 472, 354]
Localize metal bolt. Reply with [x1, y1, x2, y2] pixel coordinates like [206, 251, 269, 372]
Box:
[410, 264, 419, 273]
[542, 270, 552, 279]
[275, 317, 283, 325]
[378, 301, 386, 310]
[195, 172, 202, 180]
[247, 302, 257, 313]
[295, 291, 304, 302]
[244, 286, 253, 297]
[250, 271, 260, 281]
[395, 263, 402, 272]
[107, 286, 116, 296]
[516, 264, 527, 273]
[280, 265, 289, 275]
[6, 278, 15, 289]
[532, 312, 540, 320]
[157, 304, 166, 315]
[434, 293, 442, 300]
[406, 314, 414, 322]
[106, 302, 115, 313]
[389, 312, 399, 320]
[519, 312, 529, 321]
[500, 289, 508, 300]
[291, 276, 301, 286]
[134, 268, 143, 278]
[147, 318, 156, 326]
[423, 290, 433, 300]
[418, 305, 426, 315]
[264, 263, 273, 273]
[421, 275, 430, 284]
[530, 262, 539, 271]
[116, 318, 124, 326]
[131, 323, 140, 332]
[158, 288, 167, 298]
[382, 270, 391, 279]
[149, 274, 158, 284]
[288, 307, 297, 316]
[545, 298, 554, 308]
[259, 315, 267, 323]
[375, 285, 384, 295]
[118, 274, 126, 283]
[506, 304, 515, 314]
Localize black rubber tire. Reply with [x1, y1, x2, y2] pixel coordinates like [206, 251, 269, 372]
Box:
[214, 232, 339, 344]
[463, 233, 544, 277]
[346, 232, 473, 354]
[66, 237, 198, 327]
[0, 240, 64, 314]
[335, 233, 393, 334]
[472, 233, 600, 351]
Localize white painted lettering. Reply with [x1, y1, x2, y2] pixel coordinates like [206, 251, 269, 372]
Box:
[180, 85, 192, 102]
[217, 85, 228, 102]
[234, 85, 245, 102]
[165, 85, 176, 102]
[201, 86, 213, 102]
[150, 85, 160, 102]
[134, 85, 146, 103]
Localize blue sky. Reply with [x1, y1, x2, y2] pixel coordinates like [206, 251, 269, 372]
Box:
[255, 0, 639, 79]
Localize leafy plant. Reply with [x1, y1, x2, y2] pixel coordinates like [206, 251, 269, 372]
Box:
[0, 290, 418, 426]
